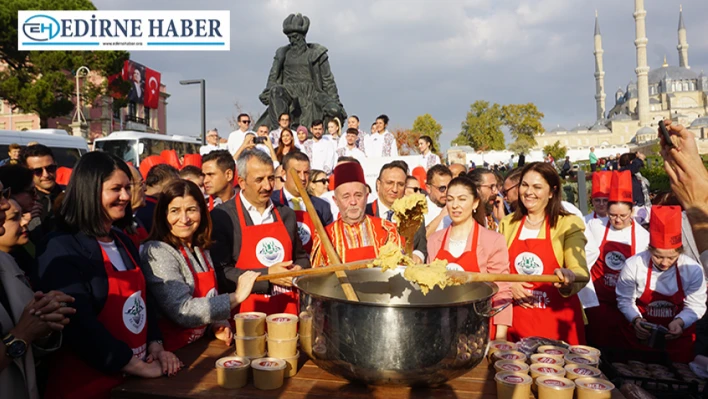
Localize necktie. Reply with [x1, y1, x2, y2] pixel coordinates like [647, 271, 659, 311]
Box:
[292, 197, 303, 211]
[385, 210, 394, 221]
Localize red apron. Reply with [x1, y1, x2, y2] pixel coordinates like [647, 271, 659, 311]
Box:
[280, 191, 316, 253]
[45, 235, 148, 399]
[507, 217, 586, 345]
[621, 262, 696, 362]
[233, 195, 298, 317]
[159, 246, 218, 352]
[125, 219, 149, 249]
[586, 222, 636, 347]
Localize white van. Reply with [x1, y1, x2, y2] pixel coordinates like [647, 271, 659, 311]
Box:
[0, 129, 89, 167]
[93, 131, 202, 167]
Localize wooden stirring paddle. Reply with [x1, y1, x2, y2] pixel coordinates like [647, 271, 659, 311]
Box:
[256, 259, 375, 281]
[446, 271, 590, 284]
[288, 169, 360, 301]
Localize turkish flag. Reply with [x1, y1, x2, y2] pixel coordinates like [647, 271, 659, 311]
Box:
[144, 67, 161, 109]
[121, 60, 131, 81]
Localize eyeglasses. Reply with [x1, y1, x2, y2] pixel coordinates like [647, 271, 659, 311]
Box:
[31, 164, 58, 177]
[608, 213, 632, 221]
[406, 187, 421, 193]
[432, 184, 447, 193]
[479, 184, 497, 191]
[501, 184, 519, 196]
[277, 177, 285, 183]
[312, 179, 329, 185]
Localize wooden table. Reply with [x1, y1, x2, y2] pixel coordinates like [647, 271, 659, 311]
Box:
[113, 339, 625, 399]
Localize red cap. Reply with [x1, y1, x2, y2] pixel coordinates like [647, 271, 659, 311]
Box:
[650, 205, 683, 249]
[333, 162, 365, 189]
[591, 171, 611, 199]
[160, 150, 181, 169]
[411, 166, 427, 191]
[181, 154, 202, 169]
[139, 155, 167, 178]
[609, 171, 633, 203]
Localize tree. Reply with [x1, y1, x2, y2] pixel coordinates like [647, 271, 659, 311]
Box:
[507, 136, 534, 155]
[391, 127, 418, 156]
[453, 101, 505, 151]
[543, 140, 568, 162]
[501, 103, 545, 147]
[411, 113, 443, 154]
[0, 0, 129, 127]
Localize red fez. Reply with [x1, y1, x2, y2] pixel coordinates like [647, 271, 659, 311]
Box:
[591, 171, 611, 199]
[181, 153, 202, 169]
[609, 171, 633, 203]
[139, 155, 166, 178]
[333, 162, 365, 189]
[650, 206, 682, 249]
[160, 149, 181, 169]
[411, 166, 428, 191]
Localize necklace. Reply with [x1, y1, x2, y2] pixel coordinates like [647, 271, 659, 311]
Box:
[525, 216, 544, 227]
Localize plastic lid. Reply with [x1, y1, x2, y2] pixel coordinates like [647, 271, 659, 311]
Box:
[299, 311, 312, 320]
[489, 340, 517, 351]
[251, 357, 287, 371]
[569, 345, 600, 356]
[495, 360, 530, 373]
[234, 333, 266, 341]
[495, 371, 532, 385]
[564, 364, 601, 377]
[530, 363, 564, 375]
[235, 312, 266, 320]
[565, 354, 598, 365]
[575, 378, 615, 391]
[531, 354, 563, 364]
[266, 313, 299, 323]
[495, 350, 526, 361]
[536, 375, 575, 390]
[538, 345, 569, 356]
[216, 356, 250, 369]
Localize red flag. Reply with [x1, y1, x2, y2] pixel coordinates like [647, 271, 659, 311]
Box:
[144, 67, 161, 109]
[121, 60, 131, 81]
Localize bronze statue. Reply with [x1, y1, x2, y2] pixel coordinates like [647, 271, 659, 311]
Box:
[256, 13, 346, 130]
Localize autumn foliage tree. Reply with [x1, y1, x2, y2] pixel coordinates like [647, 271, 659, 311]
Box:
[391, 127, 419, 156]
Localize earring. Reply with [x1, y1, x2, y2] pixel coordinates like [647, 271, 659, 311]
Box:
[473, 208, 477, 214]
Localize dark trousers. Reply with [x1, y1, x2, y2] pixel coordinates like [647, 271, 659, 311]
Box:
[590, 163, 597, 172]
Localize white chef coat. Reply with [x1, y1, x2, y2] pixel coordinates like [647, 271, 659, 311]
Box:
[616, 252, 706, 328]
[586, 219, 651, 256]
[304, 136, 337, 175]
[584, 212, 609, 226]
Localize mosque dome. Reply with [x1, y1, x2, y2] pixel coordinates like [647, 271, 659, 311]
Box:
[689, 116, 708, 128]
[648, 66, 698, 84]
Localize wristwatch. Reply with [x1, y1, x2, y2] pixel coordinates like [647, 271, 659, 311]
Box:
[2, 333, 28, 359]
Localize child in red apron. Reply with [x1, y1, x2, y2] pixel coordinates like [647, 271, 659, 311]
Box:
[158, 246, 218, 352]
[507, 217, 586, 345]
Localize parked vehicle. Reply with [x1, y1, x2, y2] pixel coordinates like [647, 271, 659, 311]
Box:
[93, 131, 201, 167]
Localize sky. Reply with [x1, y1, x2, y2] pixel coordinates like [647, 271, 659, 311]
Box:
[93, 0, 708, 151]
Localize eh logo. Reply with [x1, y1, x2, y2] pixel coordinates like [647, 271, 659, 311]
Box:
[23, 15, 60, 41]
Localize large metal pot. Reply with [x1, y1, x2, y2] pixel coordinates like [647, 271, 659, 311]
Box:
[295, 268, 503, 386]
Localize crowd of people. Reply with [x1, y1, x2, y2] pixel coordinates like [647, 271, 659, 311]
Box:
[1, 116, 707, 399]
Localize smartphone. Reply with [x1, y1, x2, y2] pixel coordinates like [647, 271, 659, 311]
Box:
[253, 136, 266, 145]
[659, 120, 674, 148]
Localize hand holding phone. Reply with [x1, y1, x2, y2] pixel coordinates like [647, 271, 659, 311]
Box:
[659, 120, 675, 148]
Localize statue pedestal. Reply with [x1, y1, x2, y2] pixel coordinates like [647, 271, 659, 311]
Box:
[69, 121, 89, 139]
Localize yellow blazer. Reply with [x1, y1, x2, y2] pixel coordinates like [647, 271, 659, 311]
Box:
[499, 213, 589, 296]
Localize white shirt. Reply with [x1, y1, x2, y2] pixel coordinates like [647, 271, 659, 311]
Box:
[587, 219, 650, 255]
[269, 128, 283, 148]
[364, 130, 399, 158]
[304, 136, 337, 175]
[239, 192, 275, 225]
[199, 144, 220, 156]
[419, 152, 441, 171]
[374, 199, 425, 261]
[423, 196, 451, 233]
[616, 252, 706, 328]
[337, 129, 366, 151]
[561, 201, 584, 219]
[227, 129, 253, 155]
[99, 240, 127, 271]
[584, 212, 609, 226]
[336, 146, 367, 164]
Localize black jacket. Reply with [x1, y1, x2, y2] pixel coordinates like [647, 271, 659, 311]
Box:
[35, 229, 161, 374]
[270, 189, 334, 227]
[365, 200, 428, 260]
[210, 195, 311, 294]
[134, 195, 157, 233]
[621, 158, 646, 206]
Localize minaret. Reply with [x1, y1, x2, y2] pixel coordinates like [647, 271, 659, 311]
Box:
[593, 10, 606, 121]
[677, 5, 689, 69]
[634, 0, 650, 127]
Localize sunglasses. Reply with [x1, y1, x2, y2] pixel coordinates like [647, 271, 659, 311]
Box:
[240, 120, 251, 124]
[432, 184, 447, 193]
[406, 187, 421, 193]
[31, 164, 58, 177]
[312, 179, 329, 185]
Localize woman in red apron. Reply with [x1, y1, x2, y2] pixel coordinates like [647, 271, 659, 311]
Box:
[499, 162, 589, 345]
[617, 206, 705, 363]
[37, 152, 182, 399]
[586, 171, 649, 347]
[427, 177, 512, 339]
[141, 180, 260, 352]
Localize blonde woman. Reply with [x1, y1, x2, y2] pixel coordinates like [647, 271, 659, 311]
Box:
[327, 118, 342, 141]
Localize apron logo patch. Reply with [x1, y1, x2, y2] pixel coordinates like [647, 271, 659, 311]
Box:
[256, 237, 285, 266]
[531, 290, 550, 309]
[446, 263, 464, 271]
[647, 300, 678, 319]
[297, 221, 312, 245]
[514, 252, 544, 275]
[603, 273, 618, 287]
[123, 291, 146, 334]
[605, 251, 627, 270]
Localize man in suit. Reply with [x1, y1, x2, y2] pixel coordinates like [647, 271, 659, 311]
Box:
[210, 149, 310, 315]
[271, 151, 333, 254]
[365, 161, 427, 263]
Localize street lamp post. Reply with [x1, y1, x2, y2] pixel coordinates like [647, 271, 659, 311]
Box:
[179, 79, 206, 145]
